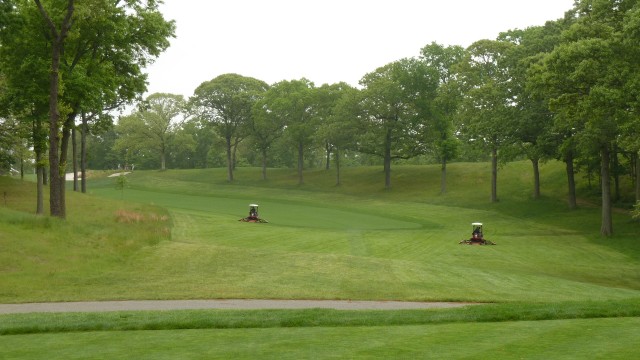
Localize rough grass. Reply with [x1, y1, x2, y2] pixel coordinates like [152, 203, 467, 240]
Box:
[0, 177, 171, 302]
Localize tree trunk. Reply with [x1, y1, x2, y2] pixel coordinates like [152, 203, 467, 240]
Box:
[225, 137, 233, 181]
[297, 141, 304, 185]
[33, 116, 45, 214]
[35, 0, 75, 219]
[565, 151, 577, 210]
[440, 155, 447, 195]
[81, 113, 88, 193]
[232, 137, 241, 170]
[531, 157, 540, 199]
[261, 148, 268, 181]
[384, 129, 392, 189]
[600, 144, 613, 236]
[335, 148, 341, 186]
[35, 150, 44, 215]
[160, 140, 167, 171]
[490, 145, 498, 203]
[47, 39, 63, 217]
[72, 125, 78, 191]
[636, 153, 640, 202]
[325, 142, 331, 170]
[613, 144, 620, 202]
[58, 112, 76, 218]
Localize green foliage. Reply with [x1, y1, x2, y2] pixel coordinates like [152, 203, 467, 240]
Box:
[458, 39, 516, 149]
[534, 0, 640, 235]
[115, 93, 188, 171]
[0, 0, 176, 218]
[420, 43, 466, 160]
[356, 58, 440, 188]
[632, 201, 640, 220]
[114, 173, 128, 198]
[251, 78, 317, 184]
[190, 74, 269, 181]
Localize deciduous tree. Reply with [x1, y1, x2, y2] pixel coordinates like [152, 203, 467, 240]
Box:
[457, 39, 516, 202]
[250, 86, 289, 181]
[539, 0, 638, 235]
[115, 93, 186, 171]
[420, 43, 466, 194]
[1, 0, 174, 218]
[253, 79, 316, 185]
[357, 58, 438, 189]
[191, 74, 268, 181]
[316, 82, 359, 185]
[34, 0, 75, 218]
[500, 20, 569, 200]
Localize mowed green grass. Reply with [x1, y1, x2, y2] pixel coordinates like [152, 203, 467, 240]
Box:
[73, 161, 640, 303]
[2, 161, 640, 303]
[2, 317, 639, 359]
[1, 161, 640, 358]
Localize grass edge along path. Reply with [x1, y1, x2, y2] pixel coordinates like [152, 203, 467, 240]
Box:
[1, 298, 639, 335]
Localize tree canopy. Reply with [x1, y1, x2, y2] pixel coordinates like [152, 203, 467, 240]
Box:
[356, 58, 439, 189]
[115, 93, 187, 171]
[191, 73, 268, 182]
[0, 0, 175, 217]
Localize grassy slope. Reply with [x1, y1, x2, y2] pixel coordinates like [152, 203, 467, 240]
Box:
[1, 161, 639, 303]
[0, 176, 171, 302]
[77, 161, 640, 303]
[1, 162, 640, 358]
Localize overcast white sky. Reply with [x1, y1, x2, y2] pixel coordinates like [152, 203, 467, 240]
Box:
[144, 0, 575, 98]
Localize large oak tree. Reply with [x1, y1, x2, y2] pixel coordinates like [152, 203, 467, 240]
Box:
[357, 58, 438, 189]
[540, 0, 638, 235]
[315, 82, 359, 185]
[420, 42, 466, 194]
[191, 74, 268, 182]
[457, 39, 516, 203]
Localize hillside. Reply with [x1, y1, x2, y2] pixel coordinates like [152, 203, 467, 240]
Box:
[1, 160, 639, 304]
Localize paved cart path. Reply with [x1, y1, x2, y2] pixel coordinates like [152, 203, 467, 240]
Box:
[0, 300, 478, 314]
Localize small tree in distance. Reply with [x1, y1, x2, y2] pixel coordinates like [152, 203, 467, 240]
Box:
[115, 93, 186, 171]
[114, 173, 128, 200]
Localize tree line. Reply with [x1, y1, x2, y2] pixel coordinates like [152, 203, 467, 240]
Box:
[2, 0, 640, 236]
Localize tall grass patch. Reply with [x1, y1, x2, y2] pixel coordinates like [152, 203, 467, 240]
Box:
[0, 177, 171, 303]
